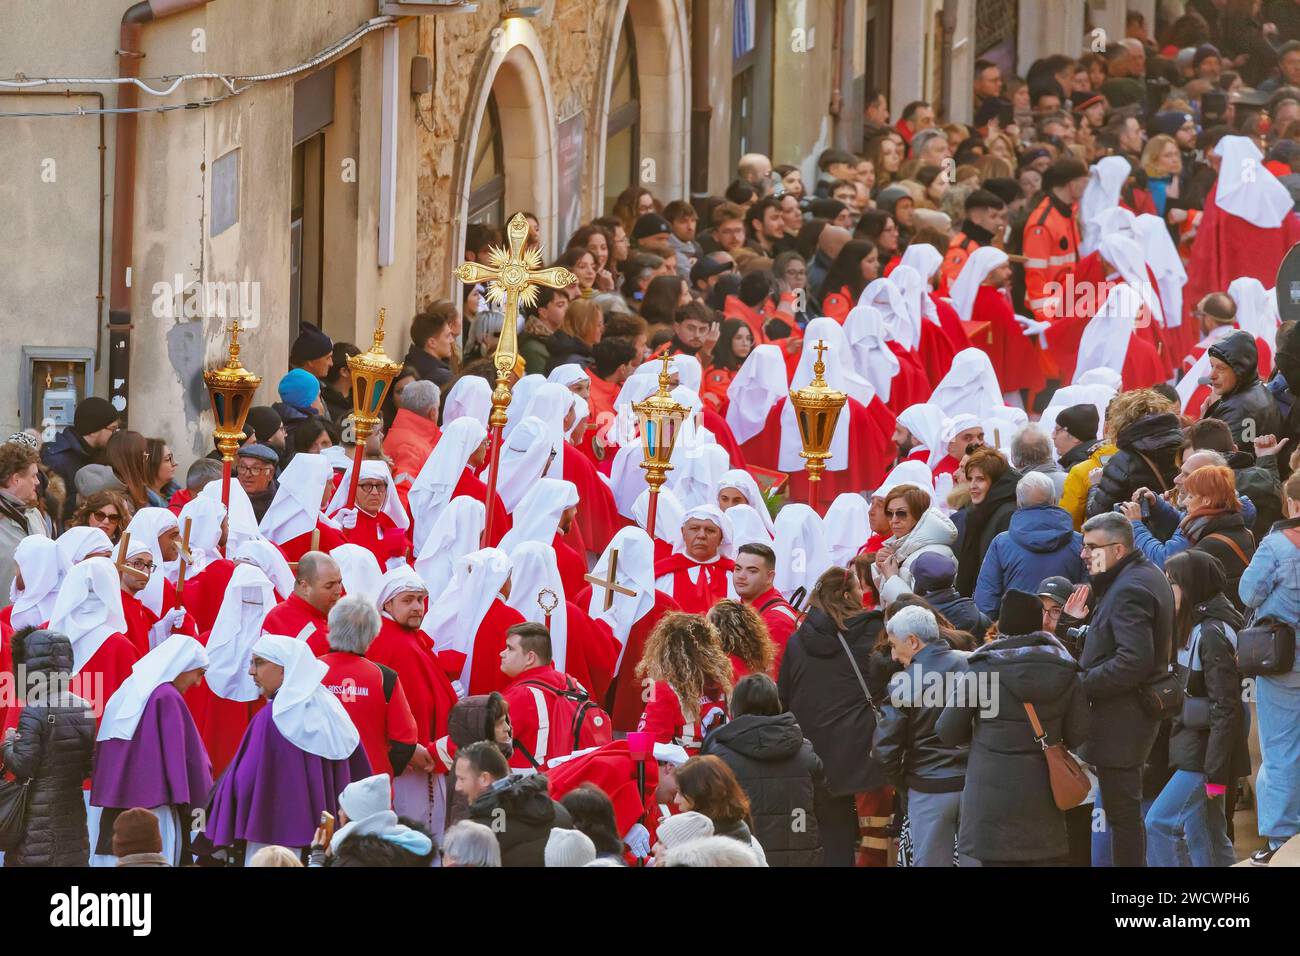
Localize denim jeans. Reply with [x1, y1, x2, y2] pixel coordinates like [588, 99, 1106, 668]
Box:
[1257, 662, 1300, 850]
[1145, 770, 1236, 867]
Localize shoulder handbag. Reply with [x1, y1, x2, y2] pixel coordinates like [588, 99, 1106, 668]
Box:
[1236, 528, 1300, 677]
[1202, 532, 1251, 568]
[1132, 449, 1170, 494]
[1022, 701, 1092, 811]
[836, 631, 882, 718]
[1138, 667, 1186, 719]
[0, 712, 52, 852]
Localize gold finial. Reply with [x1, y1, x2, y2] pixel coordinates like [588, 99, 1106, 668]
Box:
[227, 319, 243, 364]
[369, 308, 388, 353]
[810, 339, 829, 387]
[658, 351, 674, 390]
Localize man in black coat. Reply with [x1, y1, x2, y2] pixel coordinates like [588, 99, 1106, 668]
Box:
[41, 396, 119, 522]
[457, 742, 573, 867]
[1204, 330, 1281, 448]
[1076, 512, 1174, 867]
[872, 605, 971, 866]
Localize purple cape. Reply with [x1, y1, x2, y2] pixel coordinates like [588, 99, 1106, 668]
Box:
[91, 683, 213, 810]
[201, 704, 370, 848]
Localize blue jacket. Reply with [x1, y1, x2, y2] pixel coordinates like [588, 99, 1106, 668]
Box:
[974, 505, 1085, 617]
[1240, 516, 1300, 628]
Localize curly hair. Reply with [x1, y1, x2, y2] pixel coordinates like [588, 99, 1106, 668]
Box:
[70, 489, 135, 540]
[0, 442, 39, 488]
[1103, 388, 1177, 442]
[707, 600, 775, 677]
[636, 612, 734, 721]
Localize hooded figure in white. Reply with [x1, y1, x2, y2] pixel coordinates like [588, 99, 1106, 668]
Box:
[177, 497, 228, 574]
[250, 632, 361, 760]
[842, 302, 901, 402]
[502, 540, 570, 673]
[124, 507, 180, 616]
[929, 348, 1004, 420]
[724, 344, 788, 445]
[7, 535, 63, 630]
[498, 477, 580, 554]
[204, 563, 278, 703]
[412, 496, 485, 600]
[724, 504, 774, 548]
[407, 417, 488, 542]
[49, 556, 129, 674]
[587, 526, 658, 672]
[714, 469, 776, 537]
[232, 538, 295, 601]
[772, 504, 832, 602]
[421, 547, 514, 695]
[54, 525, 114, 568]
[442, 376, 492, 429]
[330, 543, 385, 604]
[496, 416, 561, 512]
[779, 318, 873, 473]
[896, 403, 948, 469]
[823, 493, 872, 566]
[258, 453, 335, 546]
[1079, 155, 1132, 256]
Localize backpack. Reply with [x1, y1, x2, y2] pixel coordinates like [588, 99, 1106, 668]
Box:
[513, 677, 614, 769]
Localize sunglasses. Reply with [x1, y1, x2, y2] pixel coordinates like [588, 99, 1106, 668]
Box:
[885, 509, 912, 520]
[91, 510, 121, 524]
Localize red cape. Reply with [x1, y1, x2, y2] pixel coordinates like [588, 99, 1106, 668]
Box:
[455, 467, 511, 548]
[652, 553, 735, 615]
[883, 341, 933, 415]
[562, 445, 624, 556]
[342, 510, 410, 569]
[180, 559, 236, 635]
[972, 285, 1045, 393]
[366, 616, 459, 746]
[921, 297, 967, 385]
[71, 634, 140, 728]
[277, 521, 348, 566]
[263, 594, 331, 655]
[435, 598, 527, 697]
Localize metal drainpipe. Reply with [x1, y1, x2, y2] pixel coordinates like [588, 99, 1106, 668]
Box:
[0, 90, 106, 376]
[688, 0, 712, 210]
[109, 0, 215, 426]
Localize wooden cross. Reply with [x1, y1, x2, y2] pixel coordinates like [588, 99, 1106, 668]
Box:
[453, 213, 577, 423]
[173, 518, 194, 603]
[113, 532, 150, 584]
[583, 548, 637, 611]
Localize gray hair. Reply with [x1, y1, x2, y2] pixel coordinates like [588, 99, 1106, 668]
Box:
[1184, 449, 1227, 470]
[396, 379, 441, 418]
[442, 821, 501, 868]
[1010, 426, 1054, 470]
[327, 595, 381, 654]
[659, 836, 760, 868]
[886, 605, 941, 644]
[1081, 511, 1134, 549]
[1016, 471, 1058, 508]
[186, 458, 224, 492]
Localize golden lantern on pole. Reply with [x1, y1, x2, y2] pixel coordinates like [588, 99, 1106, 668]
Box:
[343, 308, 402, 509]
[632, 352, 690, 537]
[788, 339, 846, 513]
[203, 319, 261, 510]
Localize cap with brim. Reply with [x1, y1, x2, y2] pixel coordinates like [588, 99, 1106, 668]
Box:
[1037, 576, 1074, 606]
[691, 256, 734, 284]
[632, 213, 671, 240]
[236, 443, 279, 465]
[1074, 93, 1105, 113]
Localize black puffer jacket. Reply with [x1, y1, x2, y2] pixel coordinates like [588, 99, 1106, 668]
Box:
[955, 467, 1020, 597]
[0, 629, 96, 867]
[702, 712, 825, 867]
[1168, 595, 1252, 786]
[936, 632, 1089, 864]
[467, 773, 573, 867]
[1204, 331, 1281, 449]
[777, 607, 888, 796]
[1087, 413, 1184, 517]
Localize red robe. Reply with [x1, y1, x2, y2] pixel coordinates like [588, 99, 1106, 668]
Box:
[181, 559, 236, 635]
[553, 533, 589, 598]
[562, 446, 624, 555]
[739, 396, 896, 515]
[972, 285, 1045, 393]
[883, 342, 933, 415]
[557, 601, 621, 704]
[1184, 185, 1300, 336]
[652, 554, 735, 615]
[930, 293, 970, 359]
[454, 468, 510, 549]
[262, 593, 331, 655]
[575, 587, 680, 733]
[1044, 277, 1168, 390]
[435, 598, 527, 698]
[750, 586, 800, 676]
[120, 589, 157, 657]
[543, 739, 663, 849]
[185, 640, 266, 779]
[342, 510, 411, 569]
[277, 520, 348, 566]
[366, 617, 459, 746]
[72, 634, 140, 727]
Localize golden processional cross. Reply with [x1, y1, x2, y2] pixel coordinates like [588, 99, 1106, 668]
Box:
[454, 212, 576, 544]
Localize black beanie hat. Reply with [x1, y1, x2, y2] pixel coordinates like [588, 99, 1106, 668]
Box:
[290, 323, 333, 365]
[998, 589, 1045, 637]
[73, 396, 119, 436]
[1056, 403, 1099, 443]
[246, 406, 283, 443]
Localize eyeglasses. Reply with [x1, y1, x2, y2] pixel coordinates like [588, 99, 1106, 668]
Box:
[90, 510, 121, 524]
[235, 464, 270, 477]
[356, 482, 387, 494]
[1081, 541, 1122, 553]
[125, 560, 155, 574]
[161, 452, 176, 464]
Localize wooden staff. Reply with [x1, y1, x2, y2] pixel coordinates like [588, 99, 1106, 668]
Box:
[172, 518, 194, 612]
[113, 532, 150, 585]
[537, 587, 559, 632]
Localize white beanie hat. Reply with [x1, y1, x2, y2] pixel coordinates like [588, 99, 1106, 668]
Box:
[339, 773, 392, 823]
[545, 827, 597, 867]
[656, 810, 714, 848]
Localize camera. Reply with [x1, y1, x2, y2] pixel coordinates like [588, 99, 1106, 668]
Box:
[1066, 625, 1090, 642]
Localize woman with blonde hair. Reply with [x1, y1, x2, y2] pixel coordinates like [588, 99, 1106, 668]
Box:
[636, 611, 733, 754]
[707, 599, 776, 681]
[1141, 133, 1183, 215]
[1088, 388, 1183, 515]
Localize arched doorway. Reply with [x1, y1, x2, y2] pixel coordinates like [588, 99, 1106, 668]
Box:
[595, 0, 690, 217]
[450, 20, 558, 279]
